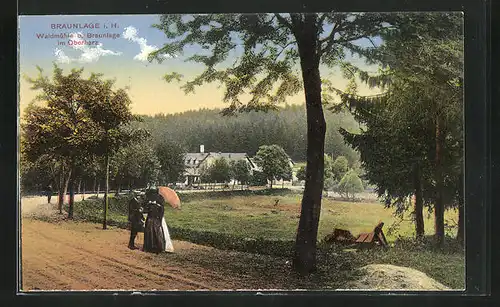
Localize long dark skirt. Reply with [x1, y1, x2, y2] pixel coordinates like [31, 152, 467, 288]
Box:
[143, 217, 166, 253]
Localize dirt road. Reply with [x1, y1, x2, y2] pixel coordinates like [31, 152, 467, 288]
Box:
[21, 218, 254, 291]
[20, 197, 258, 291]
[20, 197, 328, 291]
[21, 195, 86, 217]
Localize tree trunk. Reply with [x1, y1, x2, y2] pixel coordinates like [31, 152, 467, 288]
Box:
[93, 176, 97, 194]
[97, 182, 100, 198]
[413, 164, 425, 239]
[57, 164, 65, 214]
[77, 179, 82, 195]
[103, 153, 110, 230]
[456, 170, 464, 245]
[292, 14, 326, 276]
[67, 161, 76, 219]
[82, 181, 86, 201]
[63, 168, 71, 204]
[434, 116, 445, 247]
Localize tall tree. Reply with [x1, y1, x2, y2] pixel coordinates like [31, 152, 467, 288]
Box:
[253, 145, 292, 189]
[19, 151, 60, 195]
[336, 169, 364, 200]
[22, 66, 101, 219]
[249, 170, 268, 187]
[210, 158, 232, 186]
[294, 154, 336, 188]
[230, 159, 252, 189]
[383, 13, 462, 247]
[337, 12, 463, 244]
[155, 140, 186, 185]
[340, 88, 436, 239]
[81, 72, 144, 229]
[278, 161, 293, 188]
[331, 156, 349, 182]
[149, 13, 389, 274]
[85, 155, 104, 197]
[111, 140, 161, 190]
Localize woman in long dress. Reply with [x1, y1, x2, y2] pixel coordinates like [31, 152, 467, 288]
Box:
[143, 190, 174, 253]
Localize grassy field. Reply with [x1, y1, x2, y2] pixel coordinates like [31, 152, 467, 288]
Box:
[68, 189, 464, 289]
[165, 191, 459, 243]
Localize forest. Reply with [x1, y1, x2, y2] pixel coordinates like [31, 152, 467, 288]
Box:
[20, 105, 361, 194]
[135, 105, 360, 162]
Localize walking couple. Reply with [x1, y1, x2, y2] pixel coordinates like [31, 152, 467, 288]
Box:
[128, 188, 177, 253]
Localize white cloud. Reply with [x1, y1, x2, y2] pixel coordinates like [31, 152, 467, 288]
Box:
[54, 48, 72, 64]
[122, 26, 173, 62]
[53, 32, 122, 64]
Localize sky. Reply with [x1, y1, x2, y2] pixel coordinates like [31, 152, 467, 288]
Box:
[18, 14, 382, 117]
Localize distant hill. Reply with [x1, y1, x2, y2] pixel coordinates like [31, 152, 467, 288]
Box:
[134, 104, 361, 163]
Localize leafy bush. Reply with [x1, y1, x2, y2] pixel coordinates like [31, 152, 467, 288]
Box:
[296, 166, 306, 182]
[230, 159, 252, 185]
[178, 188, 296, 203]
[335, 170, 364, 200]
[323, 176, 337, 192]
[249, 170, 268, 186]
[332, 156, 349, 181]
[170, 227, 295, 257]
[253, 145, 293, 187]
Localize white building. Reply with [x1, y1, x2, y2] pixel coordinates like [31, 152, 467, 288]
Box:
[181, 145, 256, 186]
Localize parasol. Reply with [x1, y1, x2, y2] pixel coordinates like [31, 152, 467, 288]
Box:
[157, 186, 181, 209]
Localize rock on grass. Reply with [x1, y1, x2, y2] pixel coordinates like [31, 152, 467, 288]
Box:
[344, 264, 450, 291]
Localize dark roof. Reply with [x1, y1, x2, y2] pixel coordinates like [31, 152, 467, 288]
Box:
[184, 152, 248, 161]
[185, 153, 210, 161]
[184, 152, 255, 168]
[208, 152, 248, 160]
[184, 153, 210, 168]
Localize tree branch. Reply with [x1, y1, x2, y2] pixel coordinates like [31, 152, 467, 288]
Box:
[334, 26, 384, 44]
[317, 13, 328, 29]
[274, 14, 293, 30]
[340, 62, 357, 78]
[335, 33, 371, 44]
[366, 36, 378, 48]
[289, 14, 303, 38]
[319, 23, 342, 56]
[274, 40, 297, 62]
[318, 14, 350, 57]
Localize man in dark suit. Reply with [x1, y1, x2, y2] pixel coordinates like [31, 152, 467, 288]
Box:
[45, 184, 53, 203]
[128, 194, 145, 250]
